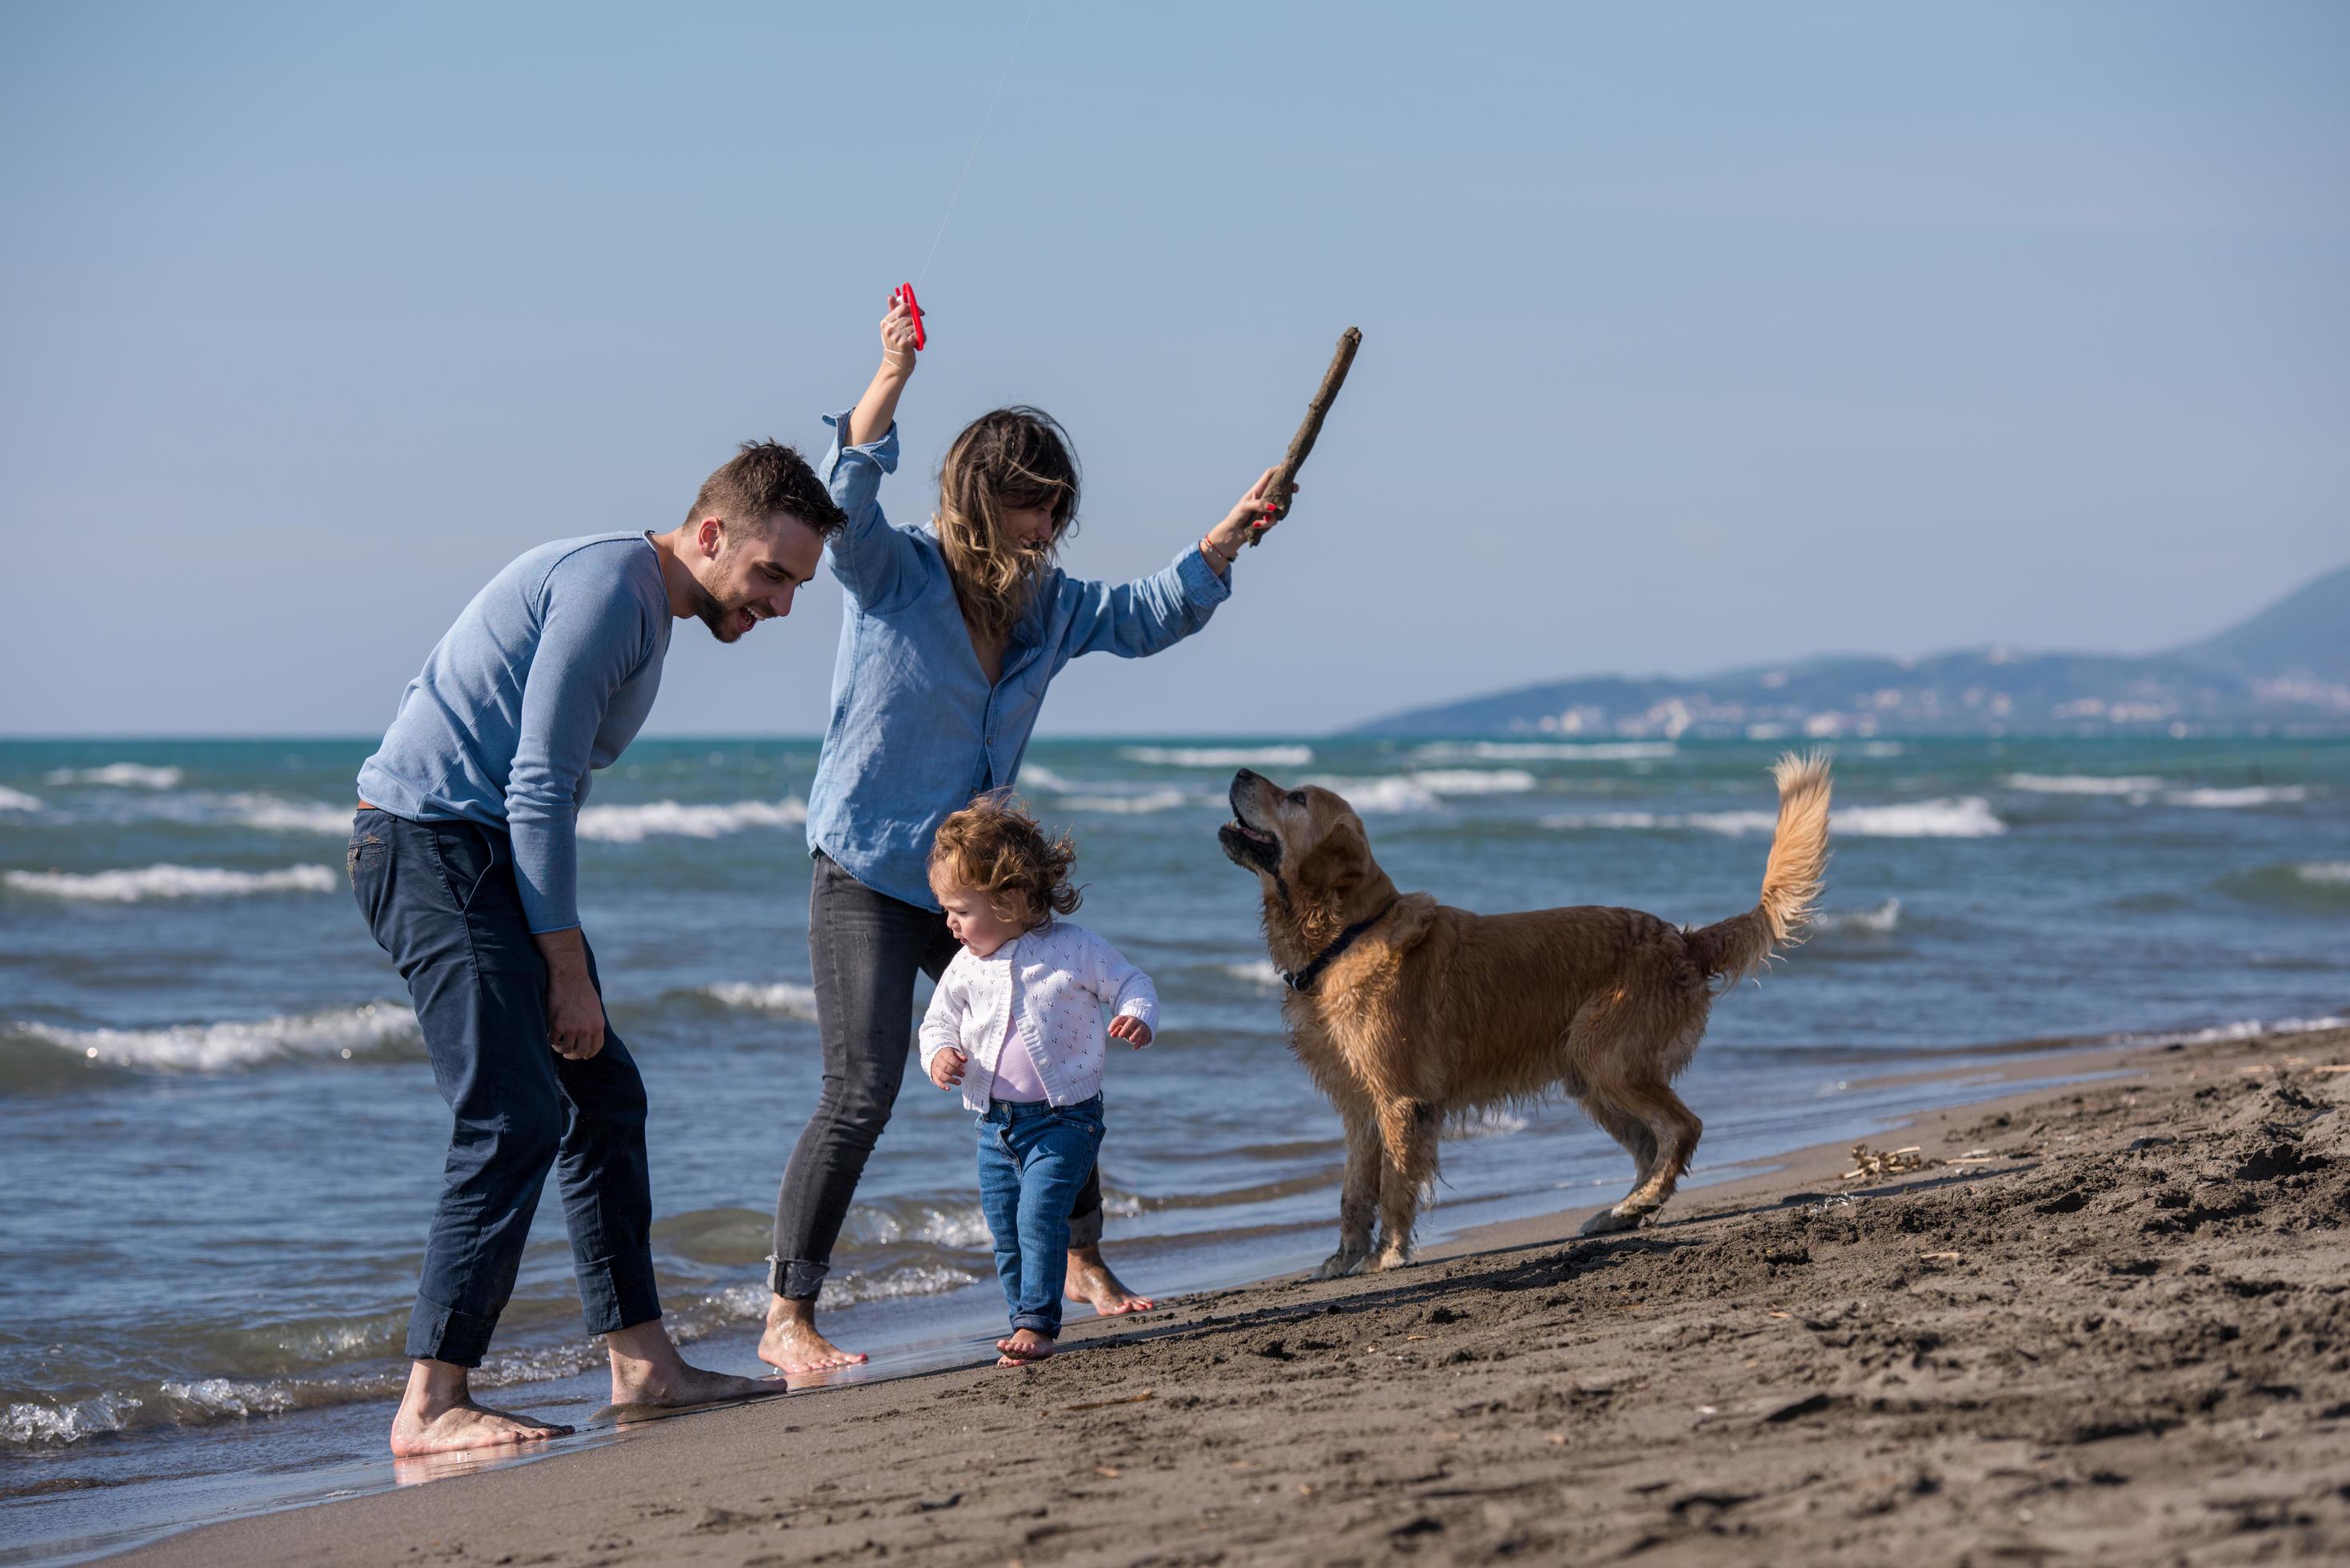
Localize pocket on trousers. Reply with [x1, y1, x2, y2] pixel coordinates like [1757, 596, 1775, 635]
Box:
[346, 827, 386, 888]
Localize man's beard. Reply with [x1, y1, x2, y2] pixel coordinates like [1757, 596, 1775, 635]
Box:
[690, 578, 751, 643]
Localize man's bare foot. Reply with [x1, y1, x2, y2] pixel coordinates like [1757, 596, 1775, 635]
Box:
[995, 1328, 1055, 1366]
[606, 1320, 787, 1408]
[756, 1294, 868, 1374]
[389, 1360, 570, 1457]
[1065, 1244, 1155, 1315]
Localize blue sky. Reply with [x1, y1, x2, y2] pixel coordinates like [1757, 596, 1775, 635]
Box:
[2, 1, 2343, 735]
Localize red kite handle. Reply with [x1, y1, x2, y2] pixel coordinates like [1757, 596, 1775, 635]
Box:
[895, 282, 925, 351]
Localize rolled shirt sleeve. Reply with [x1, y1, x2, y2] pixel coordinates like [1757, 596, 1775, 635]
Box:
[817, 408, 919, 609]
[1057, 543, 1233, 662]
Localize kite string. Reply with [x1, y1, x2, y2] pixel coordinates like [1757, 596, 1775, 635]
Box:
[913, 0, 1044, 290]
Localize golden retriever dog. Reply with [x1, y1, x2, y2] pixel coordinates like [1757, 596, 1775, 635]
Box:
[1219, 754, 1832, 1277]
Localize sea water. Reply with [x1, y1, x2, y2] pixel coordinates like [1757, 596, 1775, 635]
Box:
[2, 735, 2345, 1560]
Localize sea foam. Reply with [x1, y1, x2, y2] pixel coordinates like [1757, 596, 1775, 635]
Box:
[2007, 774, 2164, 796]
[45, 763, 184, 789]
[0, 786, 42, 812]
[223, 794, 353, 834]
[1305, 775, 1443, 813]
[575, 797, 807, 842]
[1815, 898, 1903, 934]
[2117, 1014, 2347, 1050]
[700, 982, 821, 1019]
[15, 1002, 421, 1072]
[1063, 788, 1194, 814]
[1411, 742, 1676, 762]
[1015, 764, 1077, 793]
[4, 864, 339, 902]
[1541, 797, 2005, 838]
[2299, 862, 2350, 885]
[2164, 786, 2309, 809]
[1120, 745, 1315, 768]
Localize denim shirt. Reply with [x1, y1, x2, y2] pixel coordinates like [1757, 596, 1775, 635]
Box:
[805, 410, 1232, 908]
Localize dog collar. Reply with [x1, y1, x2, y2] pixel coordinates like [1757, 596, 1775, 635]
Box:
[1279, 898, 1400, 994]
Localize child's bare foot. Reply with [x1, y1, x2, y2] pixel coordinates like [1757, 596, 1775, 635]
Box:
[758, 1294, 868, 1374]
[389, 1361, 570, 1456]
[995, 1328, 1056, 1366]
[1065, 1244, 1154, 1315]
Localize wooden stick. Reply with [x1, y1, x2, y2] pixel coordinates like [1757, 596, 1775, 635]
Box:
[1248, 326, 1362, 545]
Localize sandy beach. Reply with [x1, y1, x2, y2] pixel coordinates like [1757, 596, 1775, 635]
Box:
[103, 1022, 2350, 1567]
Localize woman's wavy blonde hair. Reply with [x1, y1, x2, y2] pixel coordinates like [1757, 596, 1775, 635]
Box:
[935, 407, 1080, 645]
[929, 793, 1083, 930]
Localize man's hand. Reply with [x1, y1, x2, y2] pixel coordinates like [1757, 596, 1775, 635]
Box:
[1107, 1015, 1153, 1049]
[533, 927, 607, 1061]
[1202, 467, 1293, 570]
[929, 1048, 969, 1090]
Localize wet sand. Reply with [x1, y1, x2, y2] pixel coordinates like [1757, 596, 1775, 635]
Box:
[116, 1026, 2350, 1566]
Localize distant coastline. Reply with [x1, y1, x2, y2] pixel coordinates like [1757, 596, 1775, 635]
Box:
[1352, 562, 2350, 740]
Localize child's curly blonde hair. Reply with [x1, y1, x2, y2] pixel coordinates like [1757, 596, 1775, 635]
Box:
[929, 793, 1083, 930]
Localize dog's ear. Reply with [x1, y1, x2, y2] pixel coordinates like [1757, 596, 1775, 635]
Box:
[1296, 816, 1371, 906]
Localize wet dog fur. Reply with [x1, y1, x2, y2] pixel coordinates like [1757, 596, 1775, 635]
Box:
[1219, 754, 1832, 1276]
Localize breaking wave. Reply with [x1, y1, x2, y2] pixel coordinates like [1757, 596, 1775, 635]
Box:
[2300, 862, 2350, 885]
[3, 863, 339, 902]
[1223, 959, 1285, 990]
[0, 786, 41, 812]
[1814, 898, 1903, 934]
[1406, 769, 1538, 795]
[1120, 746, 1314, 768]
[222, 794, 353, 834]
[575, 797, 807, 842]
[1063, 788, 1193, 814]
[699, 981, 821, 1019]
[1410, 742, 1677, 762]
[8, 1002, 421, 1074]
[1540, 798, 2004, 838]
[2006, 774, 2163, 796]
[45, 763, 183, 789]
[2114, 1014, 2347, 1050]
[2164, 786, 2310, 809]
[1015, 764, 1077, 793]
[1307, 775, 1442, 813]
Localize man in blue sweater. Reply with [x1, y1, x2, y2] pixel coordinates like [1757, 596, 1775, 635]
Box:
[351, 441, 843, 1456]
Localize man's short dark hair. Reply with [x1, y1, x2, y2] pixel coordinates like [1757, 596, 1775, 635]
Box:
[686, 441, 847, 540]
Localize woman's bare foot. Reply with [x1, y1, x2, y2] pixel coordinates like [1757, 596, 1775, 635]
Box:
[389, 1360, 570, 1457]
[756, 1294, 868, 1374]
[607, 1321, 789, 1408]
[1065, 1244, 1155, 1315]
[995, 1328, 1056, 1366]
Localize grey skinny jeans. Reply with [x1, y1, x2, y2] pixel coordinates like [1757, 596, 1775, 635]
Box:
[769, 851, 1103, 1298]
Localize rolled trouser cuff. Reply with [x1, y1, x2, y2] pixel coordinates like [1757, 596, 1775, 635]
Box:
[406, 1294, 502, 1368]
[768, 1254, 828, 1301]
[1010, 1311, 1059, 1337]
[577, 1259, 663, 1338]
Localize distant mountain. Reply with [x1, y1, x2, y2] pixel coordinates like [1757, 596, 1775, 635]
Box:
[1351, 562, 2350, 739]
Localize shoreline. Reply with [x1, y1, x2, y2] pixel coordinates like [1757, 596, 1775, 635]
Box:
[95, 1019, 2350, 1566]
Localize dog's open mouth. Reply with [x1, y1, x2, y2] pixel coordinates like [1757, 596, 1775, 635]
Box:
[1219, 816, 1279, 871]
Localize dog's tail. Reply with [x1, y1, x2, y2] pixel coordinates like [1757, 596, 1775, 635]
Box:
[1687, 750, 1832, 988]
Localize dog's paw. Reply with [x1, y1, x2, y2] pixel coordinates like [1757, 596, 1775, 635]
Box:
[1311, 1250, 1370, 1281]
[1370, 1245, 1415, 1273]
[1579, 1205, 1647, 1236]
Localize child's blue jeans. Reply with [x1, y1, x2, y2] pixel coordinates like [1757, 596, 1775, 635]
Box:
[975, 1095, 1106, 1338]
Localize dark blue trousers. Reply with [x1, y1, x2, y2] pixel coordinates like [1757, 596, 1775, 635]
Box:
[349, 808, 661, 1367]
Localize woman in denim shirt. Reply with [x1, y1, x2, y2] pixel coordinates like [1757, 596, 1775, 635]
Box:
[759, 292, 1283, 1374]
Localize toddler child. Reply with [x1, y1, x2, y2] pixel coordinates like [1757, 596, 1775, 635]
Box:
[919, 795, 1157, 1366]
